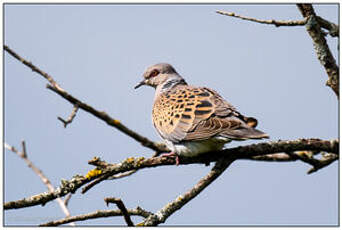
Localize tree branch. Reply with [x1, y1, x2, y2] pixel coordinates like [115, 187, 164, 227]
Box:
[4, 174, 87, 210]
[40, 206, 152, 226]
[57, 104, 79, 128]
[217, 6, 339, 97]
[286, 151, 338, 174]
[216, 9, 339, 38]
[143, 158, 234, 226]
[4, 138, 338, 211]
[5, 142, 75, 226]
[4, 45, 169, 153]
[104, 197, 134, 226]
[316, 16, 339, 37]
[216, 10, 308, 27]
[297, 4, 339, 97]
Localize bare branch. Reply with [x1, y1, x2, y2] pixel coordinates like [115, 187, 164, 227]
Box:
[3, 45, 62, 91]
[216, 9, 339, 37]
[104, 197, 134, 226]
[40, 207, 152, 226]
[81, 158, 138, 193]
[4, 138, 338, 210]
[4, 45, 169, 153]
[4, 174, 87, 210]
[143, 158, 234, 226]
[64, 194, 72, 207]
[57, 104, 79, 128]
[251, 150, 319, 162]
[107, 169, 138, 180]
[286, 151, 338, 174]
[81, 169, 138, 194]
[307, 153, 338, 174]
[216, 10, 308, 27]
[21, 140, 27, 158]
[81, 173, 110, 194]
[316, 16, 339, 37]
[217, 6, 339, 97]
[5, 142, 75, 226]
[253, 150, 338, 174]
[297, 4, 339, 97]
[252, 152, 296, 161]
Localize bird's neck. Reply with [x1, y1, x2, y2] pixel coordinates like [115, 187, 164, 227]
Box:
[160, 76, 187, 92]
[154, 76, 187, 101]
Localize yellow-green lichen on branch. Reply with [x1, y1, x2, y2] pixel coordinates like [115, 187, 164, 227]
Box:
[113, 119, 121, 125]
[85, 168, 102, 179]
[125, 157, 135, 164]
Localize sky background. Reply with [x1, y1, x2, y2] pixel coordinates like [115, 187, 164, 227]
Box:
[4, 4, 338, 226]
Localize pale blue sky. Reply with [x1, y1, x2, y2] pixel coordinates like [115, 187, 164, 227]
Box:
[4, 4, 338, 226]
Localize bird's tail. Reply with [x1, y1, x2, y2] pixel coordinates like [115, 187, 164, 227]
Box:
[220, 126, 269, 140]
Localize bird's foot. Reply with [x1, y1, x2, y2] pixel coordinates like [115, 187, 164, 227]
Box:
[160, 152, 180, 165]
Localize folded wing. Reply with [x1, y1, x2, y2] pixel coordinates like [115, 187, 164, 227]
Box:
[152, 86, 269, 143]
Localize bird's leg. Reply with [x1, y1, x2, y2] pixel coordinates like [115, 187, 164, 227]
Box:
[160, 151, 180, 165]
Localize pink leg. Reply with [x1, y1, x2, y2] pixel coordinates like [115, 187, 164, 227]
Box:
[160, 152, 180, 165]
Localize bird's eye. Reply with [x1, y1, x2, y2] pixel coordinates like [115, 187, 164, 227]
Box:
[150, 69, 159, 78]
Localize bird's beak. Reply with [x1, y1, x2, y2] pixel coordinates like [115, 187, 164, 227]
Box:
[134, 80, 146, 89]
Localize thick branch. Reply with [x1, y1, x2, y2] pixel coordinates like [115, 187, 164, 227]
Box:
[4, 138, 338, 210]
[216, 10, 308, 27]
[40, 207, 152, 226]
[4, 45, 168, 153]
[143, 158, 234, 226]
[297, 4, 339, 97]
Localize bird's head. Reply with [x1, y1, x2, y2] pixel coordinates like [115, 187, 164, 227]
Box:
[135, 63, 185, 89]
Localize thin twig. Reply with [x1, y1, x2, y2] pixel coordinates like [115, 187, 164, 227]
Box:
[21, 140, 27, 158]
[82, 173, 110, 194]
[297, 4, 339, 97]
[5, 142, 75, 226]
[4, 138, 338, 210]
[3, 45, 62, 90]
[143, 158, 234, 226]
[40, 207, 152, 226]
[57, 104, 79, 128]
[104, 197, 134, 226]
[64, 194, 72, 207]
[216, 10, 308, 27]
[4, 45, 169, 153]
[107, 169, 138, 180]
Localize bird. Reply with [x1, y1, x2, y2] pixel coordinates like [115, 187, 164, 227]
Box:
[135, 63, 269, 165]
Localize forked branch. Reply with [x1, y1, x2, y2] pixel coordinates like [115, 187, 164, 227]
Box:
[296, 4, 339, 97]
[217, 5, 339, 98]
[143, 158, 234, 226]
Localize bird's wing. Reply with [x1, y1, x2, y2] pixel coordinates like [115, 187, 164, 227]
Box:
[152, 86, 268, 143]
